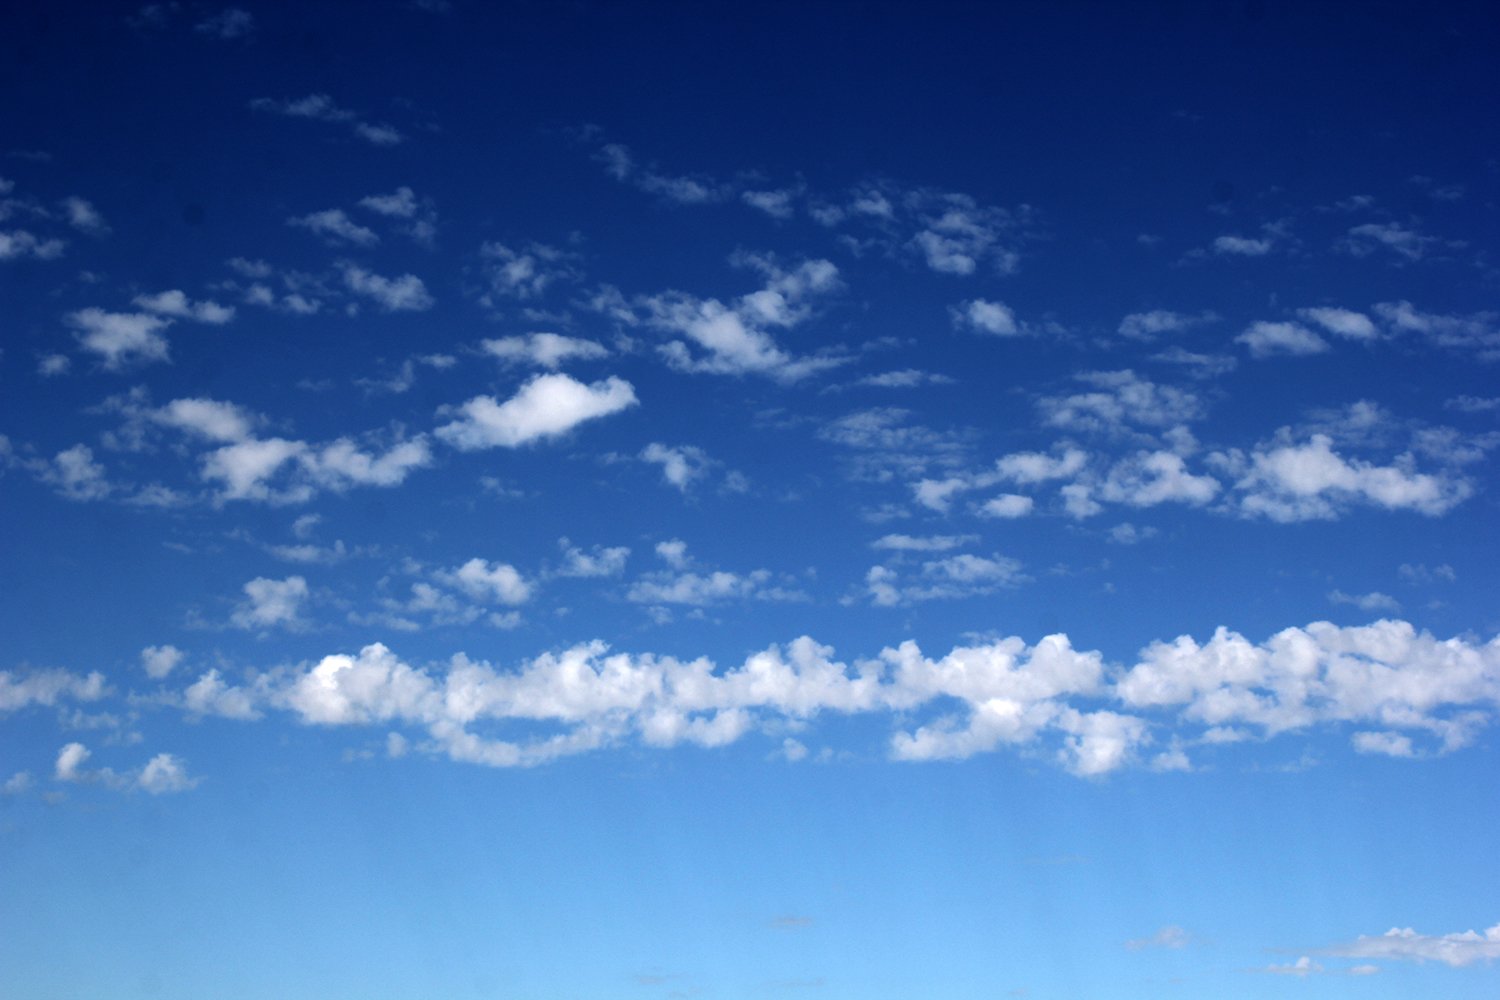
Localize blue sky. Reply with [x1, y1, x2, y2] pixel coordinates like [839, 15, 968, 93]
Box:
[3, 1, 1500, 996]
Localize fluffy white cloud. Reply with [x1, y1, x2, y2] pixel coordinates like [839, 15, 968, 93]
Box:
[1236, 321, 1329, 358]
[871, 534, 976, 552]
[136, 753, 199, 793]
[955, 299, 1021, 336]
[36, 445, 112, 501]
[55, 742, 91, 781]
[141, 645, 184, 680]
[436, 374, 638, 450]
[865, 553, 1024, 606]
[1220, 433, 1470, 521]
[596, 142, 726, 205]
[1100, 451, 1219, 507]
[483, 333, 608, 369]
[67, 308, 172, 368]
[0, 668, 107, 712]
[231, 576, 309, 629]
[1344, 222, 1436, 261]
[995, 447, 1090, 484]
[154, 397, 257, 442]
[1329, 590, 1401, 613]
[443, 559, 532, 605]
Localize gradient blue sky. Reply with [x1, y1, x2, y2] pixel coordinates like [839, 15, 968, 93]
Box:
[3, 2, 1500, 997]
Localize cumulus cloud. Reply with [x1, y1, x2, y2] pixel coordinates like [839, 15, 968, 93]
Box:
[61, 196, 110, 236]
[0, 667, 107, 713]
[442, 559, 532, 606]
[1216, 433, 1470, 521]
[141, 644, 184, 680]
[865, 553, 1025, 606]
[482, 333, 607, 369]
[1212, 234, 1273, 256]
[1343, 222, 1438, 261]
[871, 534, 976, 552]
[954, 299, 1022, 336]
[230, 576, 309, 630]
[67, 308, 172, 368]
[554, 539, 630, 578]
[435, 374, 638, 450]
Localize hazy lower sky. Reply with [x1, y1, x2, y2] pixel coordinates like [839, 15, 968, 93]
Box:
[3, 2, 1500, 997]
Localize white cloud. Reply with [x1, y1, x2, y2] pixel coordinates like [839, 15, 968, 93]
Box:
[911, 197, 1021, 275]
[978, 494, 1034, 519]
[1344, 222, 1437, 261]
[954, 299, 1021, 336]
[1040, 371, 1202, 432]
[0, 229, 66, 260]
[482, 333, 607, 369]
[289, 209, 379, 247]
[340, 263, 433, 311]
[640, 442, 711, 491]
[358, 186, 418, 217]
[629, 255, 846, 381]
[554, 539, 630, 578]
[136, 753, 199, 793]
[478, 242, 580, 301]
[141, 645, 184, 680]
[853, 369, 956, 388]
[865, 553, 1024, 606]
[995, 447, 1089, 484]
[1373, 301, 1500, 358]
[871, 534, 976, 552]
[201, 438, 308, 501]
[1118, 310, 1215, 340]
[1236, 321, 1329, 358]
[1326, 923, 1500, 967]
[742, 189, 796, 219]
[154, 397, 257, 442]
[1150, 346, 1237, 378]
[0, 667, 107, 712]
[67, 308, 173, 368]
[1329, 590, 1401, 613]
[1221, 433, 1470, 521]
[443, 559, 532, 605]
[133, 289, 235, 324]
[36, 444, 112, 501]
[435, 374, 638, 451]
[55, 742, 92, 781]
[1264, 956, 1323, 977]
[1099, 451, 1219, 507]
[231, 576, 309, 629]
[61, 196, 110, 236]
[1297, 306, 1378, 341]
[37, 353, 71, 376]
[1212, 234, 1273, 256]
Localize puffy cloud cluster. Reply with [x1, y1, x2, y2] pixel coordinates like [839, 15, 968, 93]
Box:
[614, 254, 846, 380]
[1326, 923, 1500, 967]
[52, 741, 198, 794]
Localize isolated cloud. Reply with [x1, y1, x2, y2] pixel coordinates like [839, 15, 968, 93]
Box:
[289, 209, 379, 247]
[230, 576, 309, 629]
[1325, 923, 1500, 967]
[340, 263, 433, 311]
[67, 308, 173, 368]
[436, 374, 637, 451]
[141, 645, 184, 679]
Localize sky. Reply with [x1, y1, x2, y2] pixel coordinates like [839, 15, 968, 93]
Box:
[3, 1, 1500, 997]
